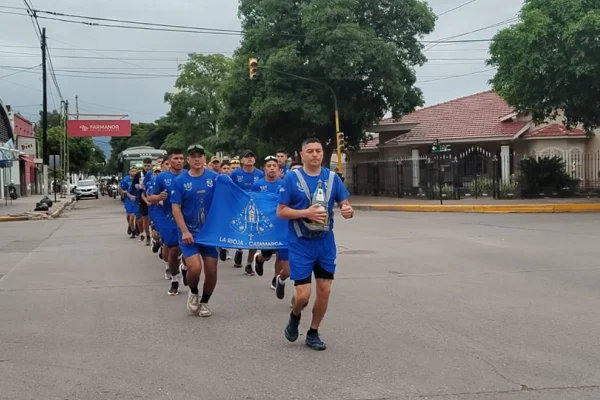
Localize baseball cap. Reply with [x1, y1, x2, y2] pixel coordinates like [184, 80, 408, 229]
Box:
[210, 155, 220, 163]
[240, 149, 255, 158]
[187, 144, 205, 155]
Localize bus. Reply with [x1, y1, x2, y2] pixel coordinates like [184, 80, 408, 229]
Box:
[117, 146, 167, 200]
[118, 146, 167, 176]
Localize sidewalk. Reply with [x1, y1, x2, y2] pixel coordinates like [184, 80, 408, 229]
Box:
[350, 195, 600, 213]
[0, 194, 70, 218]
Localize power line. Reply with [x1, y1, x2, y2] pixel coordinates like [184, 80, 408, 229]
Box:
[0, 63, 40, 80]
[418, 68, 494, 83]
[436, 0, 479, 17]
[3, 6, 505, 44]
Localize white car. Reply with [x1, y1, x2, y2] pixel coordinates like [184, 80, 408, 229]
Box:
[75, 180, 99, 200]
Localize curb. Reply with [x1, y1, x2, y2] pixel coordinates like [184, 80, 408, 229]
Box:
[50, 197, 75, 219]
[0, 197, 76, 223]
[0, 215, 30, 222]
[353, 203, 600, 213]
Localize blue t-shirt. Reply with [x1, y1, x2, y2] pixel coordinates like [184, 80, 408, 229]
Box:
[231, 167, 265, 191]
[127, 180, 142, 204]
[170, 169, 218, 235]
[251, 177, 283, 194]
[120, 176, 132, 205]
[280, 165, 289, 177]
[146, 175, 156, 210]
[143, 170, 153, 188]
[152, 169, 184, 224]
[277, 167, 349, 239]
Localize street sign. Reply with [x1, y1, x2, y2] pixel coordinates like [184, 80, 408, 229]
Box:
[431, 144, 451, 153]
[431, 139, 451, 154]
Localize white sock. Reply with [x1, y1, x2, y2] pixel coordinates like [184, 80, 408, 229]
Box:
[278, 276, 286, 284]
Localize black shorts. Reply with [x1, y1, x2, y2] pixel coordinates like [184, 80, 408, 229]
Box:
[139, 201, 149, 217]
[294, 263, 334, 286]
[261, 249, 275, 258]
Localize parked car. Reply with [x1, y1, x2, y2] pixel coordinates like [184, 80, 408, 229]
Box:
[75, 180, 99, 200]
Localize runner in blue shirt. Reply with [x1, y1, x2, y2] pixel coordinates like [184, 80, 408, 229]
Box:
[150, 148, 185, 296]
[276, 149, 289, 178]
[171, 144, 219, 317]
[120, 166, 137, 236]
[230, 149, 264, 274]
[138, 157, 154, 246]
[251, 155, 289, 297]
[277, 138, 354, 351]
[145, 167, 161, 254]
[127, 170, 144, 240]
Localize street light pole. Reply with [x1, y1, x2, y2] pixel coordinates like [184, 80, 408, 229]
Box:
[256, 64, 343, 169]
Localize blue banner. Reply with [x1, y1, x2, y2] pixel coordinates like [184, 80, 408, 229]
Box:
[195, 174, 288, 249]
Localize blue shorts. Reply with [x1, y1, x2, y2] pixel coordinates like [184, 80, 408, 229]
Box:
[180, 243, 218, 259]
[124, 198, 133, 214]
[277, 249, 289, 261]
[288, 232, 336, 281]
[160, 223, 179, 247]
[130, 203, 141, 219]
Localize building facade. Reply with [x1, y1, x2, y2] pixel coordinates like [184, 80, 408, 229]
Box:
[348, 91, 599, 198]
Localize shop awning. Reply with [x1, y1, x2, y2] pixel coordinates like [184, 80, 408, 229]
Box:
[0, 146, 20, 167]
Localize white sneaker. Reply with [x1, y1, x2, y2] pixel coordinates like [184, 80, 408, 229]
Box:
[164, 268, 171, 280]
[199, 303, 212, 317]
[187, 292, 200, 315]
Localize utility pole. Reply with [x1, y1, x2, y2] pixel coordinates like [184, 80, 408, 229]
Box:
[64, 100, 69, 184]
[41, 27, 49, 195]
[75, 95, 79, 120]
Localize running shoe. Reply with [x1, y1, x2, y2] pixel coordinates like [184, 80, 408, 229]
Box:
[187, 292, 200, 314]
[284, 314, 300, 342]
[139, 234, 145, 242]
[244, 263, 255, 276]
[168, 281, 179, 296]
[275, 275, 285, 300]
[199, 303, 212, 317]
[164, 267, 171, 280]
[305, 332, 327, 351]
[253, 252, 264, 277]
[271, 277, 277, 290]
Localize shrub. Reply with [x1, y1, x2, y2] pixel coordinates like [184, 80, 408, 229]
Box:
[519, 156, 578, 197]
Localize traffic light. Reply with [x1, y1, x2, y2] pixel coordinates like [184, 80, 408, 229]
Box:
[336, 132, 346, 152]
[248, 57, 258, 79]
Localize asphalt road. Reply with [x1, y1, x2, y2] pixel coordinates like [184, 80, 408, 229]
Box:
[1, 197, 600, 400]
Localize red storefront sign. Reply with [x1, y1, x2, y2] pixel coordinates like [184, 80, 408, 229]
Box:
[67, 120, 131, 137]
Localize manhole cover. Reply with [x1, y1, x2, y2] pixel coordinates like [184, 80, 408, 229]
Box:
[339, 249, 376, 256]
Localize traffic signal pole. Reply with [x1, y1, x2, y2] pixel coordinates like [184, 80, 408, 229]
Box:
[250, 61, 343, 169]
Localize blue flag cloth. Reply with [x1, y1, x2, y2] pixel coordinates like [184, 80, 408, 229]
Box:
[195, 174, 288, 249]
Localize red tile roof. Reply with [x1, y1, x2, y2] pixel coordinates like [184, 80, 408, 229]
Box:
[522, 123, 585, 139]
[380, 91, 528, 145]
[360, 134, 379, 150]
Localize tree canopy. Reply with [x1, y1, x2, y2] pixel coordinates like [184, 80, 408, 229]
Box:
[218, 0, 436, 161]
[488, 0, 600, 132]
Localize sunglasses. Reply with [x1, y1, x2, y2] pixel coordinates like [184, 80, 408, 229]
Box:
[264, 156, 277, 162]
[231, 160, 240, 164]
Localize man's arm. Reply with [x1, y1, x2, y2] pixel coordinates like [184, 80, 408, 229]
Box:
[172, 204, 188, 234]
[277, 204, 308, 220]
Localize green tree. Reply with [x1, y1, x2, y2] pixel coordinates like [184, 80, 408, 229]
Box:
[46, 126, 104, 173]
[488, 0, 600, 132]
[219, 0, 435, 162]
[165, 53, 232, 151]
[106, 123, 155, 174]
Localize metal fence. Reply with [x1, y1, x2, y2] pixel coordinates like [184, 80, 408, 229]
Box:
[351, 150, 600, 200]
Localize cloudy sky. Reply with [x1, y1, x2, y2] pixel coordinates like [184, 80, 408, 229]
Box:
[0, 0, 524, 126]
